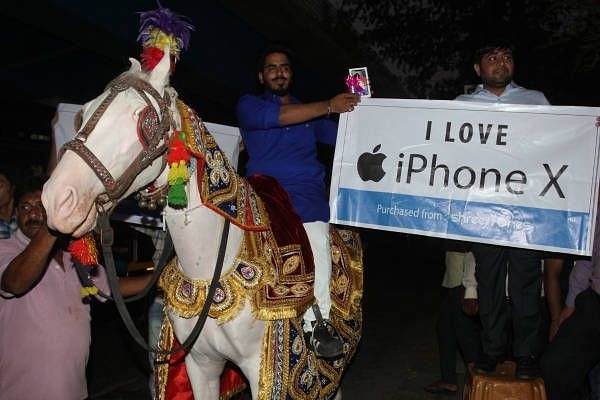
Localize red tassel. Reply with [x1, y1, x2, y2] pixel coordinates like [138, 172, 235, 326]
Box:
[140, 47, 176, 74]
[167, 131, 190, 164]
[67, 233, 99, 266]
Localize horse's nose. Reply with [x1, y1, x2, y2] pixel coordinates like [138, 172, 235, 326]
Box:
[42, 183, 78, 231]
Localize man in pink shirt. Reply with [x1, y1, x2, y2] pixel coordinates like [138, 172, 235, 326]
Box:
[0, 182, 150, 400]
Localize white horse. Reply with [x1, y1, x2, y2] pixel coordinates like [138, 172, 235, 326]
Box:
[42, 47, 362, 400]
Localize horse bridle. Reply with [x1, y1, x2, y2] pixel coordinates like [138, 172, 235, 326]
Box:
[59, 73, 172, 212]
[60, 72, 230, 355]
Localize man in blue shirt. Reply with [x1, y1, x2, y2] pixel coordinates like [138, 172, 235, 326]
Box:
[236, 44, 360, 358]
[455, 42, 549, 380]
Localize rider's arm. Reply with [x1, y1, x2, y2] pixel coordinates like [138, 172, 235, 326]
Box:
[236, 93, 360, 130]
[279, 93, 360, 126]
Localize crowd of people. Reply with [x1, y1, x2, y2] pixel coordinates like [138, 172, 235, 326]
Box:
[1, 25, 599, 400]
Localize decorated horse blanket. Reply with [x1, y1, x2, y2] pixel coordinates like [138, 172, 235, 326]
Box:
[155, 102, 363, 399]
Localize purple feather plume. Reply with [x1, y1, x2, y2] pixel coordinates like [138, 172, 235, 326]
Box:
[137, 3, 195, 52]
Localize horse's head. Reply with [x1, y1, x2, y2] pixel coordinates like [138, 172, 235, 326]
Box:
[42, 47, 175, 237]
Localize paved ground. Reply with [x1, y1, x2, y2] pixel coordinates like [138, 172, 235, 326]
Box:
[340, 230, 464, 400]
[86, 229, 467, 399]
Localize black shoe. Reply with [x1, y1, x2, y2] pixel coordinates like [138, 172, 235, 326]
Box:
[516, 356, 540, 380]
[309, 320, 344, 359]
[305, 304, 344, 359]
[474, 354, 500, 374]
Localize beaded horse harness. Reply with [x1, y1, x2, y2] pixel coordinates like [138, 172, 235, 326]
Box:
[59, 73, 172, 211]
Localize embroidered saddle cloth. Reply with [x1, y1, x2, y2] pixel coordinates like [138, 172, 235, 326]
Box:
[160, 101, 316, 321]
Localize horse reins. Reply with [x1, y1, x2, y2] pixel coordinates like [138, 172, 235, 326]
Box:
[64, 72, 227, 355]
[97, 212, 230, 355]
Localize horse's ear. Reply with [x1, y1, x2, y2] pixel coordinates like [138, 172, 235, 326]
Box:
[148, 45, 171, 91]
[128, 58, 142, 73]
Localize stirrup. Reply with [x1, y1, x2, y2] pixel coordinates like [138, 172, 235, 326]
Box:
[308, 305, 344, 359]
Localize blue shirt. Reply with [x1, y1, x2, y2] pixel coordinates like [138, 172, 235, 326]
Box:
[0, 212, 17, 239]
[236, 92, 338, 222]
[455, 82, 550, 105]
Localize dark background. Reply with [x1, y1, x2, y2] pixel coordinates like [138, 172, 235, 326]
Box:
[1, 0, 397, 173]
[4, 0, 597, 176]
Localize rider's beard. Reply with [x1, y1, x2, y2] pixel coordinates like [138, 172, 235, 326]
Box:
[266, 77, 291, 97]
[270, 87, 290, 97]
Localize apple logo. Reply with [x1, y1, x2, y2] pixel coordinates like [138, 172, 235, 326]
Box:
[357, 144, 387, 182]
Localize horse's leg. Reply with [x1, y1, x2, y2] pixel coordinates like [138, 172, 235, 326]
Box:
[221, 306, 266, 400]
[184, 354, 226, 400]
[236, 353, 262, 399]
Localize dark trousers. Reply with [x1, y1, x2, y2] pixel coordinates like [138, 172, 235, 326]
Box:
[541, 289, 600, 400]
[472, 244, 543, 358]
[437, 286, 482, 384]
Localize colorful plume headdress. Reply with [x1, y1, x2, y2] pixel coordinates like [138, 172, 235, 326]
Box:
[137, 3, 195, 208]
[137, 3, 195, 72]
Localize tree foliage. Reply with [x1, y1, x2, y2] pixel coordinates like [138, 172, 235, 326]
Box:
[331, 0, 600, 104]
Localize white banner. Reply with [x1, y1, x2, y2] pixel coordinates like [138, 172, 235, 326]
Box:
[329, 98, 600, 256]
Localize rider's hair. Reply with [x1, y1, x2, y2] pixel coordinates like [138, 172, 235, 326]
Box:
[257, 43, 295, 73]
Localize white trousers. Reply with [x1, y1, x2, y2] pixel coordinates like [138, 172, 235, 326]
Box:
[302, 221, 332, 326]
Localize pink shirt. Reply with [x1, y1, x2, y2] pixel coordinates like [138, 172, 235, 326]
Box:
[0, 229, 109, 400]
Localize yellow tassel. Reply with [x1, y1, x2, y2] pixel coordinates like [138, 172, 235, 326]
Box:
[168, 161, 189, 184]
[80, 286, 99, 297]
[143, 28, 181, 55]
[175, 160, 190, 181]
